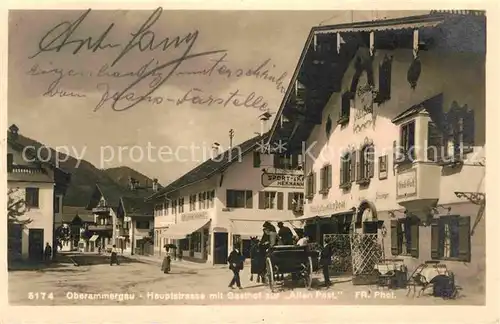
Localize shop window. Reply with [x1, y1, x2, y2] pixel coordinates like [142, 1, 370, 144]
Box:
[25, 187, 39, 208]
[319, 164, 332, 194]
[431, 215, 471, 262]
[390, 218, 419, 257]
[180, 238, 189, 250]
[339, 151, 354, 189]
[226, 190, 253, 209]
[259, 191, 283, 210]
[305, 172, 315, 199]
[397, 120, 416, 164]
[356, 144, 375, 185]
[192, 231, 202, 253]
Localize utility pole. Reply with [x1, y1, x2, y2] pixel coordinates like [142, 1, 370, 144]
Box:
[229, 129, 234, 148]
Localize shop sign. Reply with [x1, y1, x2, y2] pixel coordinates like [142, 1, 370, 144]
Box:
[397, 169, 417, 198]
[180, 211, 208, 222]
[261, 173, 304, 189]
[309, 200, 347, 214]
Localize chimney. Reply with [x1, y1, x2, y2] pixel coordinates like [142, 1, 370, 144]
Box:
[212, 142, 221, 159]
[259, 112, 272, 136]
[7, 153, 13, 173]
[152, 178, 158, 192]
[8, 124, 19, 141]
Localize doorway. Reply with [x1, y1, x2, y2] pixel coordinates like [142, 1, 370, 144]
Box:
[213, 232, 228, 264]
[28, 228, 44, 261]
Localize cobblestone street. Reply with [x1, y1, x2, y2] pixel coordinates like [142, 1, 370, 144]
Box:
[8, 254, 484, 306]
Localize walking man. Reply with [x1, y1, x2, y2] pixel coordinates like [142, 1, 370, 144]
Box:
[110, 244, 120, 266]
[320, 239, 334, 287]
[227, 244, 244, 289]
[43, 243, 52, 263]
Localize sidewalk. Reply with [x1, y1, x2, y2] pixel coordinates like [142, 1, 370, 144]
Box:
[126, 254, 227, 271]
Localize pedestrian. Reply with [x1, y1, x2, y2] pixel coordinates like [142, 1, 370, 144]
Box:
[43, 242, 52, 263]
[320, 239, 334, 287]
[277, 222, 294, 245]
[110, 244, 120, 266]
[161, 246, 171, 274]
[227, 244, 244, 289]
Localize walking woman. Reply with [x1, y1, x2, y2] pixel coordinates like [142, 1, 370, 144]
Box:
[110, 245, 120, 266]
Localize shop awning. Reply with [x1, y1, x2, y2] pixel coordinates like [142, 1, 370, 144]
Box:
[230, 219, 296, 239]
[163, 218, 211, 239]
[89, 235, 99, 242]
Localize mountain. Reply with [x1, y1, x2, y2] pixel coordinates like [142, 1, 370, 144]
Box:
[8, 129, 158, 207]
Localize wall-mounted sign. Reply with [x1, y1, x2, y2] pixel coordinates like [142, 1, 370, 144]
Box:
[309, 200, 347, 215]
[261, 173, 304, 189]
[375, 192, 389, 200]
[396, 169, 417, 198]
[180, 211, 208, 222]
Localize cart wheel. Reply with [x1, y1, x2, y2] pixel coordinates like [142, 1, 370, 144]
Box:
[266, 257, 276, 293]
[304, 256, 313, 289]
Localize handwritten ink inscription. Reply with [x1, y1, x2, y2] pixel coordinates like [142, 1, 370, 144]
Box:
[25, 8, 287, 112]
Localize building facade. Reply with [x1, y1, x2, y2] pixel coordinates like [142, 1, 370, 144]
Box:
[268, 12, 486, 293]
[148, 133, 304, 264]
[7, 125, 71, 261]
[117, 196, 154, 255]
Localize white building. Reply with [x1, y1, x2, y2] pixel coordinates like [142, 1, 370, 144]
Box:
[268, 12, 486, 292]
[147, 130, 304, 264]
[7, 124, 71, 261]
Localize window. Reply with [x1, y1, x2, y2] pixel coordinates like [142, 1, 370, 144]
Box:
[339, 152, 354, 188]
[259, 191, 283, 210]
[378, 155, 388, 180]
[390, 218, 419, 257]
[288, 192, 304, 211]
[7, 153, 13, 172]
[178, 197, 184, 213]
[319, 164, 332, 194]
[202, 192, 207, 209]
[171, 199, 177, 214]
[431, 215, 471, 262]
[338, 91, 352, 125]
[398, 120, 416, 163]
[136, 221, 150, 229]
[198, 193, 204, 209]
[25, 187, 39, 208]
[273, 154, 299, 169]
[191, 231, 202, 253]
[54, 196, 60, 214]
[253, 151, 261, 168]
[356, 144, 375, 184]
[226, 190, 253, 209]
[305, 172, 315, 199]
[208, 190, 215, 208]
[164, 200, 170, 215]
[189, 194, 197, 211]
[154, 204, 162, 216]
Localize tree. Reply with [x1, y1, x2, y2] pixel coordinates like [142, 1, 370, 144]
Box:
[7, 188, 31, 226]
[55, 224, 71, 248]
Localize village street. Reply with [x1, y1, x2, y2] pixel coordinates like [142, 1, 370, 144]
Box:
[8, 254, 483, 306]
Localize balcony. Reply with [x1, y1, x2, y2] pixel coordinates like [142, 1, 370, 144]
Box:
[396, 161, 441, 211]
[87, 224, 113, 231]
[92, 206, 111, 214]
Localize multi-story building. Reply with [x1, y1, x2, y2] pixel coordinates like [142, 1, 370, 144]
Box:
[147, 127, 304, 264]
[116, 195, 154, 255]
[7, 124, 71, 261]
[268, 11, 486, 293]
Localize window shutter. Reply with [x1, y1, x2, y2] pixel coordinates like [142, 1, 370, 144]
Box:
[245, 190, 253, 209]
[458, 216, 471, 262]
[339, 157, 345, 185]
[273, 154, 280, 168]
[327, 165, 332, 188]
[253, 151, 261, 168]
[258, 192, 266, 209]
[430, 218, 440, 259]
[408, 122, 415, 160]
[410, 223, 419, 258]
[287, 193, 294, 210]
[390, 220, 400, 255]
[368, 146, 375, 178]
[319, 167, 325, 191]
[350, 152, 356, 182]
[312, 172, 316, 193]
[356, 150, 362, 181]
[277, 192, 284, 210]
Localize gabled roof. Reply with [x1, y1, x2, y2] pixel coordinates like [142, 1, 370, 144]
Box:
[146, 132, 268, 201]
[87, 183, 155, 209]
[391, 93, 444, 124]
[120, 196, 153, 217]
[61, 206, 94, 223]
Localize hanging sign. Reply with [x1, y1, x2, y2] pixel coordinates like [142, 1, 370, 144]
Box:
[261, 173, 304, 189]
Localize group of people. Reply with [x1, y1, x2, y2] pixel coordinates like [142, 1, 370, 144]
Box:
[227, 221, 333, 289]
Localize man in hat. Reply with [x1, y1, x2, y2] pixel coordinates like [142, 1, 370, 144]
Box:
[227, 244, 244, 289]
[277, 221, 294, 245]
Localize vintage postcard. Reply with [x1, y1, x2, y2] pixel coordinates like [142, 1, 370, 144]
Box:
[2, 3, 498, 323]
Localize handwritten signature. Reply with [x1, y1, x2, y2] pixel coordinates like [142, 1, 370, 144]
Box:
[28, 7, 227, 111]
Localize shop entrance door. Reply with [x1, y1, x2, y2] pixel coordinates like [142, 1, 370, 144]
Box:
[213, 233, 228, 264]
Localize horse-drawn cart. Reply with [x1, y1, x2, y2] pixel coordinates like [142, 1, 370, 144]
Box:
[265, 245, 315, 292]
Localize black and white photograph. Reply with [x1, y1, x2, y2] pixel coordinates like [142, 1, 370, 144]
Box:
[4, 5, 494, 318]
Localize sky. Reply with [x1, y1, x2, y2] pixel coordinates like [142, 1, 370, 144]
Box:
[8, 9, 428, 184]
